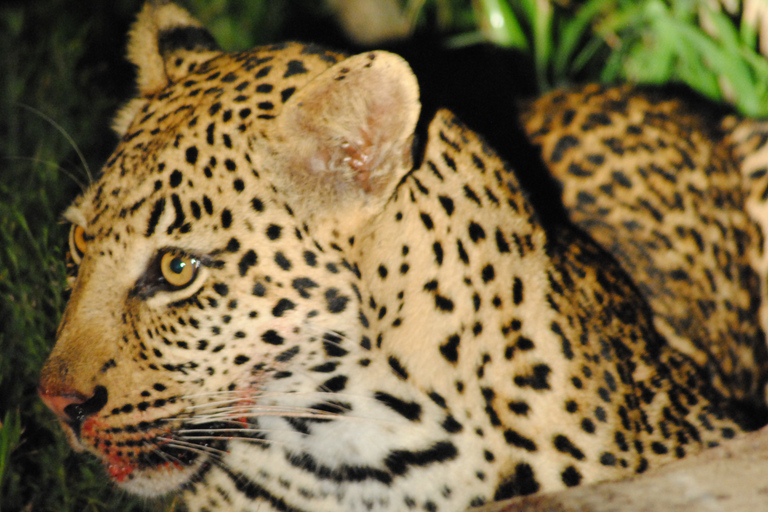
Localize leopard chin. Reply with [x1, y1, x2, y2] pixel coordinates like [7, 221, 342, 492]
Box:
[112, 458, 207, 498]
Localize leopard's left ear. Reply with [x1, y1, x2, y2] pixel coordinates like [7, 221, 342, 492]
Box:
[269, 51, 420, 214]
[114, 1, 221, 135]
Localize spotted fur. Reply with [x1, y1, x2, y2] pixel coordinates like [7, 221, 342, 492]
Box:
[39, 4, 765, 512]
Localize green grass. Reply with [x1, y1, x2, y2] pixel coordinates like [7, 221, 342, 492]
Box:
[0, 2, 149, 509]
[1, 1, 766, 510]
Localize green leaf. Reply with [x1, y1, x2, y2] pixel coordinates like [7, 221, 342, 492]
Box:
[473, 0, 529, 49]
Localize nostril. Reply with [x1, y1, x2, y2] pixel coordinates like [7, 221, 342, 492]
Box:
[39, 385, 109, 428]
[63, 385, 109, 424]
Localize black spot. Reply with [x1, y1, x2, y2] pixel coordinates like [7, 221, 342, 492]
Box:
[420, 213, 434, 230]
[280, 87, 296, 102]
[275, 346, 299, 362]
[274, 252, 292, 271]
[463, 185, 481, 205]
[323, 333, 349, 357]
[577, 191, 596, 205]
[325, 288, 349, 313]
[224, 159, 236, 171]
[388, 356, 408, 380]
[272, 298, 296, 317]
[517, 336, 534, 351]
[468, 222, 486, 242]
[170, 169, 183, 187]
[554, 435, 585, 460]
[615, 431, 629, 451]
[238, 250, 258, 276]
[439, 334, 460, 363]
[433, 243, 444, 265]
[322, 375, 348, 393]
[99, 359, 117, 373]
[494, 463, 540, 500]
[512, 277, 523, 305]
[234, 355, 250, 365]
[310, 361, 338, 373]
[482, 264, 495, 283]
[481, 387, 501, 426]
[185, 146, 198, 165]
[384, 442, 458, 478]
[438, 196, 455, 215]
[508, 401, 529, 415]
[581, 418, 596, 434]
[203, 195, 214, 215]
[651, 442, 668, 455]
[255, 64, 273, 79]
[442, 153, 457, 171]
[226, 237, 240, 252]
[600, 452, 616, 466]
[221, 209, 232, 228]
[561, 466, 582, 487]
[292, 277, 319, 298]
[158, 26, 220, 57]
[495, 229, 510, 253]
[261, 330, 284, 345]
[190, 200, 201, 219]
[435, 294, 454, 312]
[551, 322, 574, 360]
[251, 197, 264, 212]
[374, 392, 421, 421]
[166, 194, 186, 234]
[504, 429, 537, 451]
[213, 283, 229, 296]
[442, 415, 463, 433]
[551, 135, 579, 163]
[284, 60, 308, 78]
[428, 392, 447, 409]
[266, 224, 282, 240]
[146, 198, 166, 237]
[514, 364, 551, 390]
[457, 240, 469, 264]
[303, 251, 317, 267]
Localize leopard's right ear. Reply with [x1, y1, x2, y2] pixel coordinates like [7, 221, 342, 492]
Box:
[113, 1, 220, 135]
[128, 1, 220, 94]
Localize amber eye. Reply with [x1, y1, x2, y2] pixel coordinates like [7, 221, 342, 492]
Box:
[69, 225, 88, 263]
[159, 251, 199, 288]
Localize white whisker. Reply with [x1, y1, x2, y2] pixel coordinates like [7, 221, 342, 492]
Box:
[17, 103, 92, 184]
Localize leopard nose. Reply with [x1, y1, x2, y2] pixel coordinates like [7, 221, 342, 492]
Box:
[39, 385, 109, 426]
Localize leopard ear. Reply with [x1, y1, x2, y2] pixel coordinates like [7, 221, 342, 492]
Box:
[113, 2, 221, 136]
[127, 1, 220, 95]
[271, 51, 420, 213]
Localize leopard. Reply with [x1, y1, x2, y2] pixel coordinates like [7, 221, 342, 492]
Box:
[38, 2, 768, 512]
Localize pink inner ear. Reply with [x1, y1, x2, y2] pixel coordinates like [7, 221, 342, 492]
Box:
[273, 51, 420, 205]
[344, 127, 375, 193]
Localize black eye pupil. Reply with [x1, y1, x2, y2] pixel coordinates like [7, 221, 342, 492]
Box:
[170, 257, 186, 274]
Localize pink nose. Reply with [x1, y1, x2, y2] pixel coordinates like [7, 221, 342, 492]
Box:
[39, 385, 108, 425]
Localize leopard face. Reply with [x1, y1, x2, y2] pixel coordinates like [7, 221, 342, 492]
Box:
[39, 3, 764, 512]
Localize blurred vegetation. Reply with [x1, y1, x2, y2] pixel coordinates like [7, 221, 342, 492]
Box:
[2, 0, 767, 510]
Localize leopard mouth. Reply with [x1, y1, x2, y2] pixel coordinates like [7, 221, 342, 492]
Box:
[71, 415, 236, 496]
